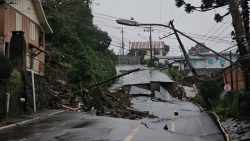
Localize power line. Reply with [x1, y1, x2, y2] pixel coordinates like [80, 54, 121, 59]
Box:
[204, 17, 231, 43]
[93, 12, 118, 19]
[94, 15, 116, 22]
[209, 24, 232, 47]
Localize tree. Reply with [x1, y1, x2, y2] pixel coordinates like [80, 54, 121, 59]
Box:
[0, 54, 13, 84]
[175, 0, 250, 90]
[198, 79, 223, 109]
[42, 0, 116, 87]
[175, 0, 250, 55]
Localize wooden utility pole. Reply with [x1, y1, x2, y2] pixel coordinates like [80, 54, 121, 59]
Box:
[230, 51, 233, 90]
[143, 26, 153, 66]
[121, 28, 124, 55]
[149, 26, 153, 66]
[169, 21, 198, 76]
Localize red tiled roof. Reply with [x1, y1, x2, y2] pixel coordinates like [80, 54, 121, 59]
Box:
[130, 41, 164, 50]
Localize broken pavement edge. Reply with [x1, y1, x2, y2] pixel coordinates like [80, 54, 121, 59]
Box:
[0, 110, 64, 131]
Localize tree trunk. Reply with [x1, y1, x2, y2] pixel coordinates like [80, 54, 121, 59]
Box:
[228, 0, 250, 56]
[241, 0, 250, 46]
[228, 0, 250, 91]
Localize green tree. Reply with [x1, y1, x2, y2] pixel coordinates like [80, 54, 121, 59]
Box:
[0, 54, 13, 86]
[42, 0, 116, 87]
[197, 79, 223, 109]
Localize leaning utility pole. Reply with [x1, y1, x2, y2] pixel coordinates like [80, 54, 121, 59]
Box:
[170, 21, 198, 76]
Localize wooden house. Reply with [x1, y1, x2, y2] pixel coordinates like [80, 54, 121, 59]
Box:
[0, 0, 52, 75]
[224, 64, 245, 91]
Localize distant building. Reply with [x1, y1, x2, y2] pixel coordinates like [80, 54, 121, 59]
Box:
[189, 52, 238, 75]
[0, 0, 53, 75]
[156, 52, 239, 76]
[129, 41, 169, 61]
[117, 55, 140, 65]
[155, 55, 185, 71]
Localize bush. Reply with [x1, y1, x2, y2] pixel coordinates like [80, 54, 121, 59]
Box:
[196, 78, 223, 109]
[0, 54, 13, 83]
[165, 68, 184, 84]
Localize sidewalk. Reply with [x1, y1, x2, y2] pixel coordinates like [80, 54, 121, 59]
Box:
[0, 109, 64, 131]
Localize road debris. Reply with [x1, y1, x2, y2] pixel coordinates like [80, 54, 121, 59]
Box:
[102, 89, 157, 119]
[164, 124, 169, 130]
[222, 118, 250, 141]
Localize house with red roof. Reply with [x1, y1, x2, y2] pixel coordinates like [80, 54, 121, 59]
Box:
[129, 41, 168, 61]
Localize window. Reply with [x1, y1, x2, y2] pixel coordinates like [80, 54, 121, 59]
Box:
[16, 13, 22, 31]
[220, 58, 225, 65]
[33, 59, 39, 71]
[5, 42, 9, 57]
[191, 60, 197, 67]
[207, 58, 213, 64]
[29, 22, 36, 40]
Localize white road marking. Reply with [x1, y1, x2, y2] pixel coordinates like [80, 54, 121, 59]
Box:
[172, 103, 176, 132]
[35, 132, 41, 136]
[172, 120, 175, 132]
[123, 124, 144, 141]
[19, 138, 27, 141]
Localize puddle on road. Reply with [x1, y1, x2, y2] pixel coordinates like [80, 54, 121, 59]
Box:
[72, 121, 95, 128]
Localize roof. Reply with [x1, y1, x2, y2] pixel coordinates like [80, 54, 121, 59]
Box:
[130, 41, 164, 50]
[33, 0, 53, 33]
[122, 69, 174, 86]
[5, 0, 53, 33]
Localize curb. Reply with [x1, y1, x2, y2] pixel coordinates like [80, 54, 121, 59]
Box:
[193, 102, 230, 141]
[194, 103, 204, 112]
[209, 112, 230, 141]
[0, 110, 64, 131]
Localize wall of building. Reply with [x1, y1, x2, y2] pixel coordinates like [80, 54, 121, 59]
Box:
[0, 3, 4, 53]
[224, 65, 245, 90]
[6, 0, 40, 26]
[2, 3, 45, 74]
[190, 55, 238, 69]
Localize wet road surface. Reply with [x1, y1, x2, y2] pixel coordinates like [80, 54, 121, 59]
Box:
[0, 65, 224, 141]
[0, 96, 224, 141]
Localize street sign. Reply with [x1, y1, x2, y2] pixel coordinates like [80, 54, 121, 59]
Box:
[224, 84, 231, 92]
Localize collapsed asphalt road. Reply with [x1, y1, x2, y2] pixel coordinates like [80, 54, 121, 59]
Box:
[0, 65, 224, 141]
[0, 96, 224, 141]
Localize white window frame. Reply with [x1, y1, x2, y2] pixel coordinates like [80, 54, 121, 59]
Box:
[16, 13, 22, 31]
[29, 22, 36, 40]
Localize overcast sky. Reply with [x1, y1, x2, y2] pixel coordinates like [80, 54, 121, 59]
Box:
[92, 0, 236, 56]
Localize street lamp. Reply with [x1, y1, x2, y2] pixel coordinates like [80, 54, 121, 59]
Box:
[116, 18, 138, 26]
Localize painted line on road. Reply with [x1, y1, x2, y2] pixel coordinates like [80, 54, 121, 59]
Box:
[172, 119, 175, 132]
[19, 138, 27, 141]
[35, 132, 41, 136]
[123, 124, 144, 141]
[172, 103, 176, 132]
